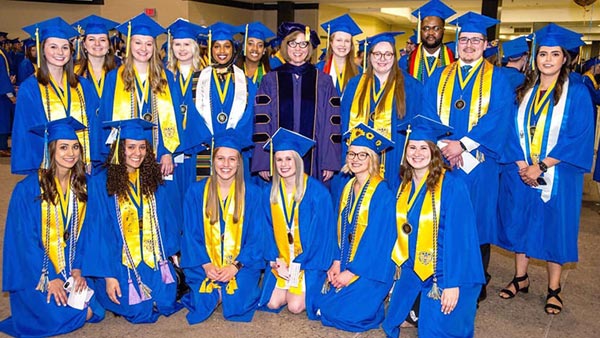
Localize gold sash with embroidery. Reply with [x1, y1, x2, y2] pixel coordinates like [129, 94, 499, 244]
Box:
[40, 175, 86, 274]
[112, 66, 180, 153]
[38, 73, 91, 164]
[437, 60, 493, 132]
[392, 170, 444, 281]
[349, 75, 394, 139]
[200, 178, 244, 295]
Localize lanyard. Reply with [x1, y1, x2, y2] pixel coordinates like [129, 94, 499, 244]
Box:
[134, 68, 150, 117]
[213, 71, 232, 104]
[48, 72, 70, 116]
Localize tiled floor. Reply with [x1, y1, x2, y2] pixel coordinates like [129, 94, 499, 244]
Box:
[0, 157, 598, 337]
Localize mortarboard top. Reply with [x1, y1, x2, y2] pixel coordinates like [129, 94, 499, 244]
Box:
[31, 117, 86, 143]
[584, 56, 600, 71]
[450, 11, 499, 36]
[412, 0, 456, 21]
[0, 32, 8, 38]
[167, 18, 208, 40]
[72, 15, 118, 36]
[343, 123, 394, 154]
[319, 47, 327, 61]
[277, 22, 321, 48]
[534, 23, 584, 51]
[397, 114, 452, 142]
[116, 13, 165, 38]
[366, 31, 404, 50]
[208, 22, 240, 41]
[103, 118, 154, 142]
[502, 36, 529, 60]
[23, 17, 79, 41]
[320, 14, 362, 37]
[212, 128, 253, 152]
[267, 37, 281, 49]
[242, 22, 276, 42]
[484, 45, 498, 58]
[408, 29, 418, 44]
[263, 128, 315, 157]
[23, 38, 35, 49]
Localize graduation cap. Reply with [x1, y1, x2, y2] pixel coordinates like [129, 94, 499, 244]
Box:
[408, 30, 418, 44]
[502, 36, 529, 61]
[277, 22, 320, 49]
[168, 18, 207, 40]
[23, 38, 35, 49]
[320, 14, 362, 53]
[212, 128, 252, 152]
[207, 22, 241, 64]
[318, 47, 327, 61]
[398, 115, 452, 142]
[239, 22, 276, 56]
[263, 128, 315, 176]
[363, 32, 403, 71]
[116, 13, 165, 58]
[356, 39, 366, 53]
[412, 0, 456, 21]
[103, 118, 155, 164]
[450, 11, 499, 36]
[534, 23, 584, 50]
[8, 38, 20, 44]
[23, 17, 80, 68]
[344, 123, 394, 154]
[266, 37, 281, 49]
[584, 56, 600, 71]
[0, 32, 7, 39]
[72, 15, 118, 36]
[31, 117, 86, 169]
[484, 45, 498, 59]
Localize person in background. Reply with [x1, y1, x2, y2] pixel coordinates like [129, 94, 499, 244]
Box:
[236, 22, 275, 87]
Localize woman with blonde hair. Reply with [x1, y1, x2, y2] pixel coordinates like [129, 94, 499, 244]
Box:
[258, 128, 336, 319]
[180, 130, 264, 323]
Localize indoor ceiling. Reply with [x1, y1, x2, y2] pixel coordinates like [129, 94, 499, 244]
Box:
[238, 0, 600, 40]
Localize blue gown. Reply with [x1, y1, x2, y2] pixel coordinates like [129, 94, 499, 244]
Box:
[180, 178, 264, 323]
[0, 50, 13, 139]
[1, 175, 104, 337]
[258, 176, 336, 319]
[16, 58, 34, 86]
[339, 72, 425, 190]
[79, 172, 183, 323]
[383, 172, 485, 338]
[496, 80, 594, 263]
[11, 75, 100, 175]
[319, 178, 397, 332]
[314, 59, 361, 96]
[501, 66, 526, 92]
[423, 62, 513, 245]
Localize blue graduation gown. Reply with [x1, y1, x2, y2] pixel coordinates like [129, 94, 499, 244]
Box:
[0, 50, 13, 136]
[319, 179, 397, 332]
[496, 80, 594, 264]
[339, 72, 426, 190]
[79, 172, 182, 323]
[16, 59, 34, 86]
[1, 175, 104, 337]
[501, 66, 526, 92]
[180, 179, 264, 323]
[424, 62, 513, 245]
[258, 177, 337, 319]
[11, 75, 100, 175]
[314, 60, 361, 96]
[383, 172, 484, 338]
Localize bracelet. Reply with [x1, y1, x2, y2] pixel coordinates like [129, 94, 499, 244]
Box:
[538, 161, 548, 173]
[234, 261, 243, 271]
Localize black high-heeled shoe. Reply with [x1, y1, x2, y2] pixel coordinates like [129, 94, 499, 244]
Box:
[499, 274, 530, 299]
[545, 286, 563, 315]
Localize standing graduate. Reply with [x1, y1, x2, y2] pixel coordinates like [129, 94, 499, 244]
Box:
[252, 22, 341, 184]
[383, 116, 484, 338]
[12, 17, 99, 175]
[236, 22, 275, 87]
[180, 130, 264, 323]
[16, 38, 36, 85]
[500, 36, 529, 91]
[496, 24, 594, 315]
[258, 128, 336, 319]
[318, 124, 397, 332]
[1, 118, 104, 337]
[316, 14, 362, 95]
[0, 34, 14, 158]
[81, 119, 182, 323]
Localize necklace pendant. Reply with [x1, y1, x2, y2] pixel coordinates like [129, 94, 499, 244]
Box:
[142, 112, 153, 122]
[454, 98, 466, 110]
[63, 230, 70, 242]
[287, 232, 294, 245]
[221, 233, 225, 242]
[348, 233, 353, 244]
[180, 104, 188, 115]
[402, 222, 413, 235]
[217, 111, 228, 124]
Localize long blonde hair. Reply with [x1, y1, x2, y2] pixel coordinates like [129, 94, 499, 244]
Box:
[120, 39, 167, 94]
[325, 32, 359, 89]
[166, 38, 203, 75]
[205, 148, 245, 225]
[269, 150, 306, 204]
[340, 146, 380, 177]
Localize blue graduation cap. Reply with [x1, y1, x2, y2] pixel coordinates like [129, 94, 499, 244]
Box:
[412, 0, 456, 21]
[584, 56, 600, 71]
[8, 38, 20, 44]
[484, 45, 498, 59]
[263, 128, 315, 157]
[213, 129, 253, 152]
[23, 17, 80, 41]
[366, 31, 404, 50]
[103, 118, 155, 142]
[357, 39, 366, 53]
[197, 35, 208, 47]
[0, 32, 7, 39]
[208, 22, 240, 41]
[408, 30, 418, 44]
[319, 47, 327, 61]
[242, 22, 276, 42]
[31, 117, 86, 169]
[267, 37, 281, 49]
[321, 14, 362, 41]
[23, 38, 35, 49]
[502, 36, 529, 61]
[167, 18, 207, 40]
[397, 114, 452, 142]
[534, 23, 584, 51]
[72, 15, 118, 36]
[450, 11, 499, 36]
[277, 22, 321, 48]
[116, 13, 165, 38]
[344, 123, 394, 154]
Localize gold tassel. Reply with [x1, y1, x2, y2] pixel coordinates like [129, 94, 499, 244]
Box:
[126, 21, 132, 58]
[139, 281, 153, 299]
[417, 11, 421, 44]
[326, 24, 330, 53]
[305, 26, 310, 42]
[208, 30, 212, 65]
[400, 125, 412, 165]
[427, 280, 442, 300]
[321, 280, 331, 294]
[225, 277, 238, 295]
[35, 28, 40, 69]
[35, 271, 49, 293]
[269, 136, 273, 177]
[244, 24, 249, 56]
[110, 127, 121, 165]
[362, 40, 368, 73]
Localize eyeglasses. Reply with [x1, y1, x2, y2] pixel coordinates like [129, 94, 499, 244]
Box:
[421, 26, 443, 33]
[287, 40, 310, 49]
[458, 37, 485, 45]
[371, 51, 394, 60]
[346, 151, 370, 161]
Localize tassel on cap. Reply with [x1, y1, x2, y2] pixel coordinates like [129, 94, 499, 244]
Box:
[42, 128, 50, 170]
[305, 25, 310, 42]
[35, 28, 41, 69]
[362, 40, 369, 73]
[417, 11, 421, 44]
[244, 24, 249, 56]
[110, 126, 121, 165]
[167, 29, 171, 64]
[326, 24, 331, 52]
[208, 29, 212, 65]
[400, 124, 412, 165]
[125, 21, 132, 58]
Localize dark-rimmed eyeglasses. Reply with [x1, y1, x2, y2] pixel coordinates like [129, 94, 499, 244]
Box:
[287, 40, 310, 49]
[346, 152, 370, 161]
[371, 51, 394, 60]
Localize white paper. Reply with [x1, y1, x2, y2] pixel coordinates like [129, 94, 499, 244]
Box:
[174, 153, 185, 164]
[437, 141, 480, 174]
[105, 128, 118, 145]
[163, 174, 173, 181]
[288, 262, 301, 288]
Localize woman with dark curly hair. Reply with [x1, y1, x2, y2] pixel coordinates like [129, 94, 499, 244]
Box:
[80, 119, 182, 323]
[383, 115, 484, 338]
[1, 117, 104, 337]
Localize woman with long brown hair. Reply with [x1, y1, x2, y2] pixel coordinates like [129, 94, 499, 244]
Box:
[180, 129, 264, 323]
[1, 117, 104, 337]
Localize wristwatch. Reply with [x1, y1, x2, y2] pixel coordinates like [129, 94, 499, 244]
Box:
[459, 141, 467, 152]
[538, 161, 548, 173]
[234, 261, 244, 271]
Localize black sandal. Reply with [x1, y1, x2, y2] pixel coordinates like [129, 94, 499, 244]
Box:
[545, 286, 563, 315]
[499, 274, 529, 299]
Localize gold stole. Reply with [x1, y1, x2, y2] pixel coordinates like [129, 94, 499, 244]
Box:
[112, 66, 180, 153]
[337, 176, 383, 285]
[411, 44, 453, 79]
[437, 60, 493, 132]
[392, 171, 443, 281]
[527, 80, 557, 164]
[584, 71, 598, 90]
[40, 175, 86, 274]
[200, 178, 244, 294]
[38, 72, 90, 164]
[119, 171, 160, 269]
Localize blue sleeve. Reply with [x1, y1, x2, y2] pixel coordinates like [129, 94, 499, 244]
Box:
[16, 60, 34, 86]
[180, 180, 212, 269]
[156, 185, 181, 256]
[11, 79, 44, 175]
[235, 183, 265, 269]
[0, 52, 13, 95]
[261, 186, 279, 262]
